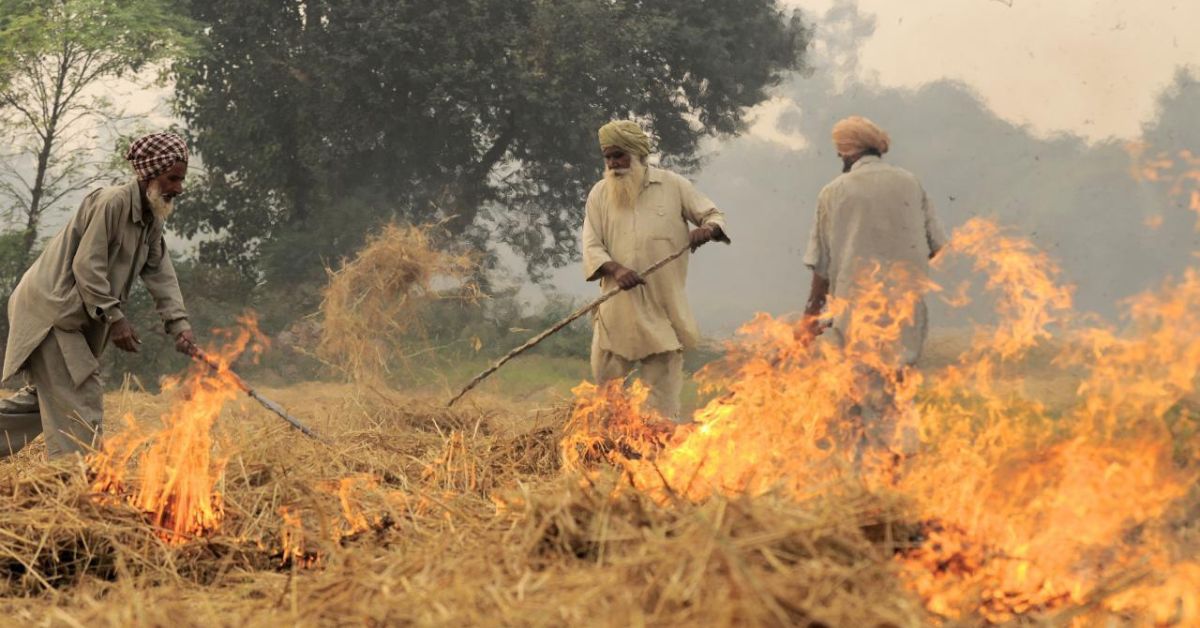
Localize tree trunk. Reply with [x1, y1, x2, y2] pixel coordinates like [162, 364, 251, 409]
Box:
[19, 131, 54, 270]
[15, 51, 68, 274]
[2, 53, 68, 366]
[444, 119, 517, 236]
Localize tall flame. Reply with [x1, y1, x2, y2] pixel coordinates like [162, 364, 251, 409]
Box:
[564, 206, 1200, 622]
[91, 315, 265, 543]
[1127, 142, 1200, 229]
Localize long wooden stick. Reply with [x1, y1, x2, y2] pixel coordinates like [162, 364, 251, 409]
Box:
[187, 346, 326, 442]
[447, 243, 692, 407]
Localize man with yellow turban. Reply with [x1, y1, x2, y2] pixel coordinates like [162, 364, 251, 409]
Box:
[0, 132, 197, 459]
[582, 120, 729, 421]
[801, 116, 947, 456]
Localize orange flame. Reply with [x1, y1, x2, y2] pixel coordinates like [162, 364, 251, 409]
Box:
[566, 260, 936, 503]
[278, 506, 314, 567]
[91, 314, 266, 543]
[316, 474, 381, 541]
[1127, 142, 1200, 230]
[564, 210, 1200, 622]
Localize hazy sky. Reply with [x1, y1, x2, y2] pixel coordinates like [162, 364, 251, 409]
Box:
[538, 0, 1200, 333]
[767, 0, 1200, 143]
[15, 0, 1200, 339]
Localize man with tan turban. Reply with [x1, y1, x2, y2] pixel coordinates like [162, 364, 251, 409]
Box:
[0, 132, 197, 459]
[582, 120, 729, 421]
[802, 116, 947, 455]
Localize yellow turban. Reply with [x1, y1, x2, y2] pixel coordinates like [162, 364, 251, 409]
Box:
[831, 116, 890, 156]
[598, 120, 651, 157]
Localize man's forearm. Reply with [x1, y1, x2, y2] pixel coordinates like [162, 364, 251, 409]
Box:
[804, 272, 830, 317]
[141, 241, 190, 329]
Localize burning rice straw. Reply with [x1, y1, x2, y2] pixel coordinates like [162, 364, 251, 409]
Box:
[563, 215, 1200, 624]
[316, 223, 476, 383]
[89, 314, 269, 543]
[4, 383, 930, 627]
[4, 144, 1199, 624]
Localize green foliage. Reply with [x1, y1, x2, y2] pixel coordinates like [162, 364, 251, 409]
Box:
[0, 0, 196, 268]
[0, 231, 28, 295]
[171, 0, 810, 307]
[0, 0, 194, 73]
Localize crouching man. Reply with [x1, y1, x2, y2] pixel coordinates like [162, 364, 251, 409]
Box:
[0, 132, 199, 459]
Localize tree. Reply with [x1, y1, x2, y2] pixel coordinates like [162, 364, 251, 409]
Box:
[172, 0, 809, 306]
[1143, 68, 1200, 156]
[0, 0, 192, 273]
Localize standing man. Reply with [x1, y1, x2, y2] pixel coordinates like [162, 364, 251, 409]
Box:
[801, 116, 947, 452]
[582, 120, 729, 421]
[0, 132, 197, 459]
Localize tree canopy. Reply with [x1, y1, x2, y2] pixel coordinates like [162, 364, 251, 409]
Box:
[0, 0, 192, 252]
[0, 0, 192, 345]
[172, 0, 810, 300]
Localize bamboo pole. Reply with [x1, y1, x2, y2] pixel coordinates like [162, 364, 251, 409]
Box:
[447, 243, 692, 407]
[187, 345, 326, 442]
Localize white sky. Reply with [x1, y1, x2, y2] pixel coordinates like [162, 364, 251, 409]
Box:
[779, 0, 1200, 142]
[27, 0, 1200, 256]
[122, 1, 1200, 152]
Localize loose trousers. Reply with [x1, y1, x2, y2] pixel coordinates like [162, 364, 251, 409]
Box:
[0, 333, 102, 458]
[591, 333, 684, 422]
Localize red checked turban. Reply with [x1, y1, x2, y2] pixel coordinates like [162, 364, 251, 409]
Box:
[125, 132, 189, 181]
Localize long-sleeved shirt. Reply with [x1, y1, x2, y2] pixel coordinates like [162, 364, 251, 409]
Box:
[582, 166, 728, 361]
[3, 179, 190, 385]
[803, 155, 947, 364]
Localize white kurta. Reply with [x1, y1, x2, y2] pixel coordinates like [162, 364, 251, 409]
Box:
[581, 166, 728, 362]
[803, 156, 947, 365]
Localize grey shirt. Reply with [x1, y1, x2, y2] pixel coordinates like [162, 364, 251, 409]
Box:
[803, 156, 946, 363]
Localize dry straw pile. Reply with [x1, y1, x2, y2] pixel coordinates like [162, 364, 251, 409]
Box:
[5, 217, 1195, 626]
[316, 223, 475, 383]
[0, 384, 926, 626]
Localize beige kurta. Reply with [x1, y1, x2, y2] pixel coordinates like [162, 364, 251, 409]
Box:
[803, 155, 947, 365]
[590, 332, 684, 420]
[1, 333, 104, 457]
[581, 166, 728, 362]
[3, 179, 191, 386]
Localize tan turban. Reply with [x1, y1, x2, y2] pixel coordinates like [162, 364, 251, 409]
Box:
[598, 120, 651, 157]
[831, 116, 890, 157]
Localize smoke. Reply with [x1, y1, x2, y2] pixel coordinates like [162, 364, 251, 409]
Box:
[645, 2, 1198, 335]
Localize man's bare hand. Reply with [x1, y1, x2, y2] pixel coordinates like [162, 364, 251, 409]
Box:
[175, 329, 197, 356]
[110, 318, 141, 353]
[689, 225, 715, 251]
[605, 263, 645, 290]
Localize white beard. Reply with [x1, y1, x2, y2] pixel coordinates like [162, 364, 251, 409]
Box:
[603, 155, 645, 211]
[146, 179, 174, 221]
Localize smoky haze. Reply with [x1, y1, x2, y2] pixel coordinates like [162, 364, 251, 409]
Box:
[5, 0, 1199, 348]
[546, 2, 1200, 337]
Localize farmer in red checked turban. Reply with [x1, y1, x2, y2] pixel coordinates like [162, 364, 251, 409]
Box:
[0, 132, 198, 459]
